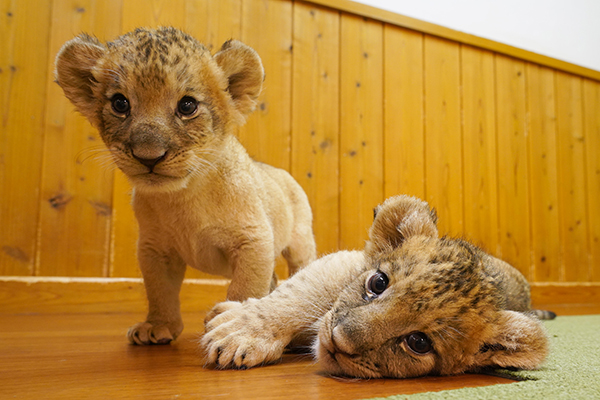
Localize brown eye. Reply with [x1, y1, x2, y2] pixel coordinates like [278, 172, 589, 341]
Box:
[177, 96, 198, 117]
[111, 94, 130, 115]
[405, 332, 432, 355]
[366, 271, 389, 297]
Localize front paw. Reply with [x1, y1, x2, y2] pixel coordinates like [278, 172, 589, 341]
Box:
[127, 321, 183, 345]
[204, 301, 243, 327]
[201, 304, 287, 369]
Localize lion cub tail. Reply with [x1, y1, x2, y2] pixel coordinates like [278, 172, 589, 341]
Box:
[529, 309, 557, 320]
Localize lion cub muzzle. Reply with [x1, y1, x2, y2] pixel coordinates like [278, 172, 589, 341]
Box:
[127, 123, 170, 171]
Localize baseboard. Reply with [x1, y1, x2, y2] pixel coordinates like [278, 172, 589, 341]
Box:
[0, 277, 598, 315]
[0, 277, 227, 314]
[530, 282, 600, 315]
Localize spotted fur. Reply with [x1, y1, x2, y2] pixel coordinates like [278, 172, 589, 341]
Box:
[203, 195, 553, 378]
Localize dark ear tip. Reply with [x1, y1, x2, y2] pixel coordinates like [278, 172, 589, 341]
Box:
[430, 207, 438, 224]
[220, 39, 234, 51]
[219, 39, 248, 53]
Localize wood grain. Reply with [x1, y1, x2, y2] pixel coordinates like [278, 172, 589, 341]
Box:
[555, 72, 589, 282]
[583, 79, 600, 282]
[184, 0, 242, 52]
[0, 312, 516, 399]
[383, 25, 425, 199]
[0, 277, 227, 314]
[0, 0, 52, 276]
[494, 55, 531, 279]
[238, 0, 293, 172]
[526, 64, 561, 282]
[122, 0, 185, 32]
[339, 14, 384, 250]
[461, 45, 499, 254]
[291, 2, 341, 255]
[423, 35, 462, 237]
[531, 282, 600, 315]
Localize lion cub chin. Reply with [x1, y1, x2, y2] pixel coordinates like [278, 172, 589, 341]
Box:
[55, 27, 316, 345]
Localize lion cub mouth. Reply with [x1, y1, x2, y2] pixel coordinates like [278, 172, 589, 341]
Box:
[127, 166, 193, 192]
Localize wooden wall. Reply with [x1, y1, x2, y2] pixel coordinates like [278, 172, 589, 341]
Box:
[2, 0, 600, 293]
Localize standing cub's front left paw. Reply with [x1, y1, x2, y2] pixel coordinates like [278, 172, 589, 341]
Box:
[202, 301, 289, 369]
[127, 320, 183, 345]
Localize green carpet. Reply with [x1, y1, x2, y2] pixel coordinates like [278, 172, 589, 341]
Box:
[367, 315, 600, 400]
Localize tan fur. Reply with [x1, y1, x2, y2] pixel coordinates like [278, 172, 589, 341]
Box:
[202, 195, 551, 378]
[55, 27, 316, 345]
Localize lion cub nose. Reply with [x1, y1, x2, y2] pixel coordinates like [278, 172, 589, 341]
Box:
[132, 148, 167, 170]
[331, 326, 358, 356]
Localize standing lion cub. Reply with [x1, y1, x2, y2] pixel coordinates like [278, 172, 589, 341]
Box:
[55, 27, 316, 345]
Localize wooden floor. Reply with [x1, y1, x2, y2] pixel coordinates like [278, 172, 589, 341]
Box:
[0, 312, 516, 400]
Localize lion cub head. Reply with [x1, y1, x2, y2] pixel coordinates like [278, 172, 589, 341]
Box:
[55, 27, 263, 192]
[316, 195, 548, 378]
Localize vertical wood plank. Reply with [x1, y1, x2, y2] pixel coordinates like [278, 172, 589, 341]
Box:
[122, 0, 186, 32]
[0, 0, 52, 275]
[423, 35, 462, 236]
[291, 2, 340, 255]
[555, 71, 589, 282]
[383, 25, 425, 199]
[239, 0, 293, 171]
[495, 55, 531, 278]
[526, 64, 561, 282]
[184, 0, 242, 51]
[339, 14, 384, 250]
[583, 79, 600, 282]
[37, 0, 122, 277]
[461, 45, 498, 253]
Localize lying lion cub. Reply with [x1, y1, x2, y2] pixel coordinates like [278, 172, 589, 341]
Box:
[55, 27, 316, 345]
[203, 195, 553, 378]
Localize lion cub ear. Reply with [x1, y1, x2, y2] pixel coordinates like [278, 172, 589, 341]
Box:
[214, 40, 265, 120]
[55, 34, 106, 125]
[474, 311, 549, 371]
[366, 195, 438, 256]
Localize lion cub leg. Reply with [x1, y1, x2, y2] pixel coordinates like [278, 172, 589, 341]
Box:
[282, 223, 317, 276]
[226, 236, 277, 301]
[127, 245, 186, 345]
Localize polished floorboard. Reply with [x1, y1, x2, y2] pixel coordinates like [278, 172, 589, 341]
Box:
[0, 312, 515, 399]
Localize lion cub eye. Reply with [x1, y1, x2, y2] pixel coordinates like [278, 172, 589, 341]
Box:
[405, 332, 432, 355]
[111, 94, 130, 116]
[366, 271, 389, 297]
[177, 96, 199, 118]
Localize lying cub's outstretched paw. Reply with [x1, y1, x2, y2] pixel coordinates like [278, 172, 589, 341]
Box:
[202, 326, 285, 369]
[201, 303, 287, 369]
[127, 321, 182, 345]
[204, 301, 243, 327]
